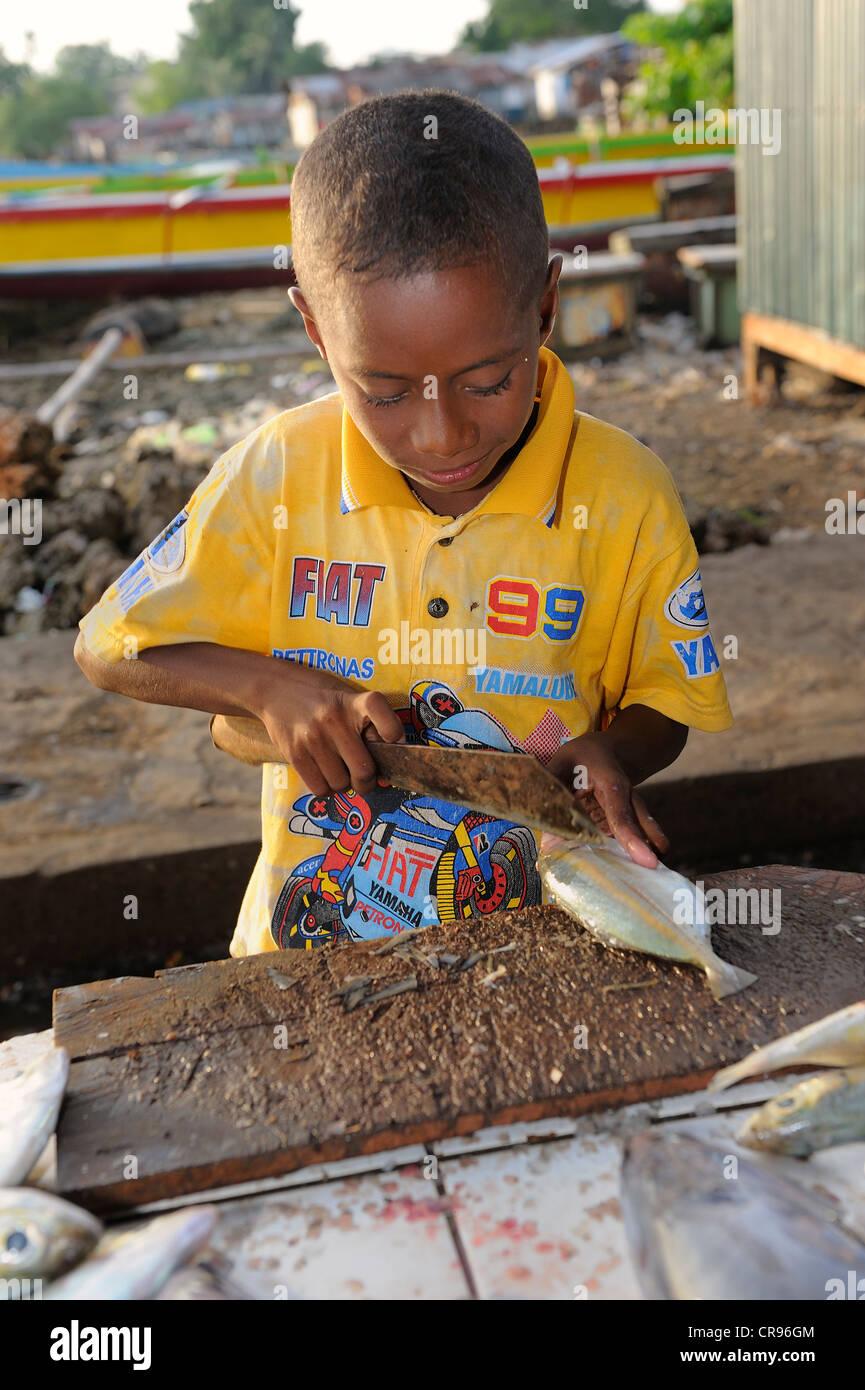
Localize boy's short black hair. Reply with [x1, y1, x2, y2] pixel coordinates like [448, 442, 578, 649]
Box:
[290, 89, 549, 320]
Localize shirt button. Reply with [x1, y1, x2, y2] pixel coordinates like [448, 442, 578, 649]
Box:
[427, 597, 449, 618]
[438, 536, 453, 547]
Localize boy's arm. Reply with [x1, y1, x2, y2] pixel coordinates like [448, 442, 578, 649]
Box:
[73, 635, 404, 795]
[592, 702, 688, 785]
[73, 633, 273, 716]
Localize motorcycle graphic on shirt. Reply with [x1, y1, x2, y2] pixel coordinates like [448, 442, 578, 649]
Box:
[270, 680, 545, 950]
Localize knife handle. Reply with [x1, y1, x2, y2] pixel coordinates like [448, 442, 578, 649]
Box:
[210, 714, 284, 766]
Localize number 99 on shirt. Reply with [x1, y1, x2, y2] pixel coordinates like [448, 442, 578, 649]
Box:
[486, 576, 585, 643]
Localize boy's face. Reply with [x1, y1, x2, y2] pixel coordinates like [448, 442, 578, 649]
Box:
[289, 257, 562, 516]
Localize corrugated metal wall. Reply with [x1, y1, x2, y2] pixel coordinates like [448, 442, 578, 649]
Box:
[735, 0, 865, 346]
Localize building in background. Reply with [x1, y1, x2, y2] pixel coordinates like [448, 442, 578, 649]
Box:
[70, 94, 290, 164]
[519, 33, 635, 124]
[69, 33, 639, 163]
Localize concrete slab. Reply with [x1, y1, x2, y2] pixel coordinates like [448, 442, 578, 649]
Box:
[438, 1129, 640, 1300]
[0, 629, 261, 879]
[201, 1163, 470, 1301]
[651, 531, 865, 782]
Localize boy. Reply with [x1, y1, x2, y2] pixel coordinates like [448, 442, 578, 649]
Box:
[75, 92, 732, 957]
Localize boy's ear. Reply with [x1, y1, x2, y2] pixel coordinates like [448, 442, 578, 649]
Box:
[539, 254, 563, 346]
[287, 286, 328, 361]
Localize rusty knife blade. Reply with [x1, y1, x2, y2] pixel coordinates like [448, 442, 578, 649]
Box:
[368, 743, 603, 843]
[212, 715, 601, 843]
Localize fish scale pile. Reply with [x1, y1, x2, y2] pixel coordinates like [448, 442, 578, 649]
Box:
[0, 1044, 249, 1300]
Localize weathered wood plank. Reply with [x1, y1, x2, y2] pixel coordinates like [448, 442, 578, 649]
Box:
[742, 310, 865, 390]
[54, 867, 865, 1212]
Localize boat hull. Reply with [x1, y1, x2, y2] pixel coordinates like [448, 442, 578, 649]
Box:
[0, 157, 732, 300]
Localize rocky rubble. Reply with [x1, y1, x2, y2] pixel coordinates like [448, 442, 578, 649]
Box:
[0, 396, 286, 636]
[0, 405, 59, 500]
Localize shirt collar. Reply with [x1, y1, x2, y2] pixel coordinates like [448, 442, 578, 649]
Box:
[339, 345, 575, 529]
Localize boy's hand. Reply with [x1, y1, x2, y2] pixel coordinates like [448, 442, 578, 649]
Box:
[546, 732, 670, 869]
[255, 676, 405, 797]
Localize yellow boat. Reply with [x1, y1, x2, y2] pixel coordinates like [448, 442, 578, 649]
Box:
[0, 154, 732, 298]
[0, 132, 733, 194]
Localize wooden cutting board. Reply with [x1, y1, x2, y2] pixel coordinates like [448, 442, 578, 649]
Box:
[54, 865, 865, 1212]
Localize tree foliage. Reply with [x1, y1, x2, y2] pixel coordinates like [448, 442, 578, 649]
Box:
[54, 44, 143, 89]
[0, 72, 111, 158]
[622, 0, 734, 118]
[178, 0, 329, 96]
[134, 0, 330, 110]
[0, 48, 31, 97]
[461, 0, 645, 50]
[0, 3, 333, 155]
[0, 45, 137, 158]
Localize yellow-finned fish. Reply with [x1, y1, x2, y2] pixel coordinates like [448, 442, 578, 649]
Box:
[737, 1066, 865, 1158]
[709, 1001, 865, 1091]
[537, 835, 757, 1000]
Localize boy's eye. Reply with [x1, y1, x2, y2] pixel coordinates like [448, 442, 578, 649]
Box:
[361, 368, 514, 408]
[362, 390, 407, 408]
[468, 369, 514, 397]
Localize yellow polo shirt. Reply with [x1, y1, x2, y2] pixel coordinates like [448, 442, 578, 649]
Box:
[79, 346, 732, 957]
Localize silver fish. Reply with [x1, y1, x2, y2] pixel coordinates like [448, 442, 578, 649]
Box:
[46, 1204, 218, 1301]
[710, 1000, 865, 1091]
[621, 1129, 865, 1300]
[156, 1259, 253, 1300]
[538, 835, 756, 1000]
[737, 1066, 865, 1158]
[0, 1047, 69, 1186]
[0, 1187, 102, 1284]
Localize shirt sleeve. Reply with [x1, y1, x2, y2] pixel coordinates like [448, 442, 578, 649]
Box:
[602, 528, 733, 732]
[78, 443, 273, 664]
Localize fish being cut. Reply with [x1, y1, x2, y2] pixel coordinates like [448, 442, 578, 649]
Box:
[46, 1205, 218, 1301]
[537, 835, 756, 1000]
[0, 1187, 102, 1284]
[621, 1129, 865, 1300]
[737, 1066, 865, 1158]
[0, 1047, 69, 1186]
[709, 1001, 865, 1091]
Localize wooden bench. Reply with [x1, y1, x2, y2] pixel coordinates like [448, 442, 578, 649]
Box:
[610, 214, 736, 310]
[677, 243, 741, 347]
[549, 250, 645, 360]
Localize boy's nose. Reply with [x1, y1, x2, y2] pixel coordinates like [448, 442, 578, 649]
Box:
[411, 400, 479, 460]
